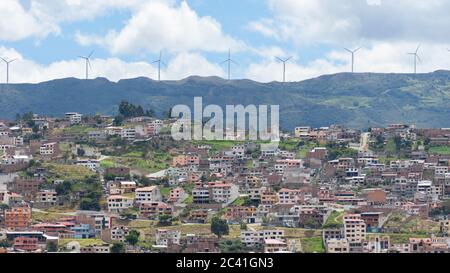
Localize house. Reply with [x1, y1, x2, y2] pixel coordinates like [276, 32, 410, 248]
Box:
[70, 224, 96, 239]
[107, 195, 134, 213]
[277, 188, 304, 205]
[173, 234, 220, 253]
[168, 187, 187, 203]
[192, 188, 210, 204]
[13, 237, 39, 252]
[80, 244, 110, 253]
[264, 239, 289, 253]
[108, 226, 129, 242]
[4, 205, 32, 230]
[105, 167, 130, 179]
[326, 238, 350, 253]
[240, 230, 285, 247]
[40, 142, 59, 156]
[76, 159, 100, 172]
[209, 182, 239, 205]
[108, 181, 137, 195]
[224, 206, 256, 223]
[8, 176, 44, 201]
[155, 229, 181, 246]
[121, 128, 136, 141]
[34, 190, 57, 207]
[139, 202, 173, 219]
[172, 154, 200, 167]
[135, 186, 162, 204]
[65, 112, 83, 125]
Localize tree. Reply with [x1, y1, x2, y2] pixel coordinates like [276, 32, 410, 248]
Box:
[219, 240, 247, 253]
[158, 214, 173, 226]
[46, 241, 58, 252]
[55, 181, 72, 196]
[240, 222, 247, 231]
[111, 242, 125, 253]
[77, 148, 86, 157]
[113, 115, 124, 126]
[0, 240, 11, 248]
[125, 230, 140, 246]
[211, 217, 229, 238]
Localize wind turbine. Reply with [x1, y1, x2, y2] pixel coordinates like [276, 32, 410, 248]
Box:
[276, 56, 292, 83]
[221, 49, 237, 80]
[1, 57, 16, 85]
[78, 50, 94, 80]
[344, 47, 361, 73]
[152, 51, 165, 81]
[407, 45, 421, 74]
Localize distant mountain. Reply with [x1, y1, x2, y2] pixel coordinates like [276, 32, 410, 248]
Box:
[2, 71, 450, 130]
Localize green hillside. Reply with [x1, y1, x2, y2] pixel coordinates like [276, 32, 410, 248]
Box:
[2, 71, 450, 129]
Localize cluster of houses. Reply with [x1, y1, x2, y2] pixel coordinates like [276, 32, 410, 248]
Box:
[1, 113, 450, 253]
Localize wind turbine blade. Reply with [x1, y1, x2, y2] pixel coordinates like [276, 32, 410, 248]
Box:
[276, 57, 283, 62]
[415, 45, 421, 54]
[88, 50, 95, 58]
[0, 57, 6, 63]
[354, 47, 362, 53]
[286, 56, 293, 62]
[220, 60, 229, 65]
[230, 59, 238, 65]
[344, 48, 352, 53]
[416, 55, 422, 63]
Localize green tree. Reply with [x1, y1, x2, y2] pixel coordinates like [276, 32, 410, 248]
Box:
[46, 241, 58, 252]
[111, 242, 125, 253]
[211, 217, 229, 238]
[158, 214, 173, 226]
[219, 240, 247, 253]
[125, 230, 140, 246]
[0, 240, 11, 248]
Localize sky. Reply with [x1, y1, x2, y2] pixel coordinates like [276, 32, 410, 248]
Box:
[1, 0, 450, 83]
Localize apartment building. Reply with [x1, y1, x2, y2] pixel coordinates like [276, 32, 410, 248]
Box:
[35, 190, 57, 206]
[343, 214, 367, 244]
[5, 206, 32, 230]
[107, 195, 134, 213]
[135, 186, 162, 204]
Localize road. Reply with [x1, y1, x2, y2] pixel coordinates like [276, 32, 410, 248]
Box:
[359, 132, 371, 152]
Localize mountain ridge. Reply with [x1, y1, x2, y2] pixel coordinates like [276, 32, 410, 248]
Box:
[2, 70, 450, 130]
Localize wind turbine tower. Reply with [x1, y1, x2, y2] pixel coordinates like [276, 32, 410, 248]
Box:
[221, 49, 237, 80]
[276, 56, 292, 82]
[1, 58, 16, 85]
[152, 51, 165, 81]
[344, 47, 361, 73]
[407, 45, 421, 74]
[78, 50, 94, 80]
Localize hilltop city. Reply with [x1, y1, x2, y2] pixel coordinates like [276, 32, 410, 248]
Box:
[1, 101, 450, 254]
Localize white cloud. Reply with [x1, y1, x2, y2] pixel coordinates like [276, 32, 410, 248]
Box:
[0, 0, 172, 41]
[0, 47, 225, 83]
[250, 0, 450, 45]
[0, 0, 56, 41]
[76, 1, 244, 54]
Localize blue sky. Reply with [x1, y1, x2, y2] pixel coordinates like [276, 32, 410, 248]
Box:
[1, 0, 450, 83]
